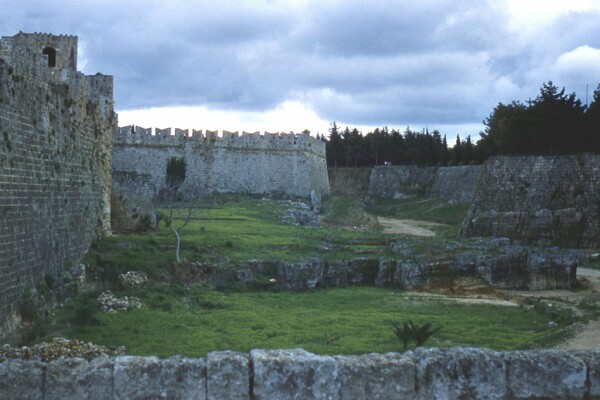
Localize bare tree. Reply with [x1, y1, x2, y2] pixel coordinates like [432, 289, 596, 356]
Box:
[165, 202, 193, 263]
[163, 157, 191, 263]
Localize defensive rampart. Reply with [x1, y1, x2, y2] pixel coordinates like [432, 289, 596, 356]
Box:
[327, 167, 372, 196]
[368, 164, 482, 203]
[112, 126, 330, 230]
[1, 348, 598, 399]
[459, 155, 600, 247]
[0, 32, 114, 336]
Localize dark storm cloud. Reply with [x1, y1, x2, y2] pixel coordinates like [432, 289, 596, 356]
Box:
[291, 0, 507, 56]
[2, 1, 600, 131]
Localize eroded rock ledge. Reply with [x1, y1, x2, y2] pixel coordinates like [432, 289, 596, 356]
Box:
[1, 347, 598, 399]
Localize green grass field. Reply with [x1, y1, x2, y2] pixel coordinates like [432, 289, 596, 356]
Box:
[44, 286, 569, 357]
[25, 195, 585, 356]
[88, 196, 396, 281]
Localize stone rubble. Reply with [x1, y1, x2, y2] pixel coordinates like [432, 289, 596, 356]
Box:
[0, 337, 125, 362]
[97, 291, 143, 313]
[118, 271, 148, 288]
[280, 200, 320, 227]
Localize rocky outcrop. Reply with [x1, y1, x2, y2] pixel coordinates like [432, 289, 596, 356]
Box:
[180, 241, 586, 292]
[380, 239, 586, 290]
[375, 258, 464, 290]
[368, 165, 481, 203]
[454, 244, 585, 289]
[1, 348, 599, 399]
[276, 258, 380, 290]
[459, 155, 600, 247]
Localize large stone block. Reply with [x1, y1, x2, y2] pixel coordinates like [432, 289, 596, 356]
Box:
[114, 356, 161, 399]
[412, 347, 507, 400]
[0, 359, 45, 400]
[159, 356, 207, 400]
[251, 349, 339, 400]
[334, 352, 416, 399]
[505, 350, 586, 399]
[44, 357, 113, 400]
[587, 352, 600, 399]
[207, 351, 249, 400]
[571, 350, 600, 398]
[114, 355, 206, 400]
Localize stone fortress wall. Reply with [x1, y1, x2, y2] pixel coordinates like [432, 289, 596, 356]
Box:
[1, 348, 598, 399]
[0, 32, 114, 336]
[368, 164, 482, 204]
[365, 156, 600, 248]
[460, 155, 600, 247]
[112, 126, 330, 230]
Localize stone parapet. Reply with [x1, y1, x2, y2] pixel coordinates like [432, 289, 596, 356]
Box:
[0, 348, 598, 399]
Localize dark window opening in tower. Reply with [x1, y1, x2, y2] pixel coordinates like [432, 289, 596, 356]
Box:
[42, 47, 56, 67]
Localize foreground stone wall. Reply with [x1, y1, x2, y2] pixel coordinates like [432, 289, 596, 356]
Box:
[368, 164, 482, 203]
[0, 32, 114, 336]
[112, 127, 330, 231]
[1, 348, 598, 399]
[460, 155, 600, 247]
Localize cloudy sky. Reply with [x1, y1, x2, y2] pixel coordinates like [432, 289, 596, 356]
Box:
[2, 0, 600, 139]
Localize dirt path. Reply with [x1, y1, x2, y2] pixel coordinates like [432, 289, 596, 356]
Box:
[408, 269, 600, 349]
[555, 320, 600, 350]
[378, 217, 445, 237]
[499, 267, 600, 350]
[553, 268, 600, 350]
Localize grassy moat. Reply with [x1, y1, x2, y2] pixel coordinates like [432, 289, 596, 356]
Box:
[21, 195, 599, 357]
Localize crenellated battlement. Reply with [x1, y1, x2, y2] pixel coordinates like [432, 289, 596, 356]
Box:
[114, 125, 326, 155]
[112, 124, 330, 219]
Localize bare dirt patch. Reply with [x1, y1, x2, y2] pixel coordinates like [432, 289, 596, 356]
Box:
[551, 268, 600, 350]
[378, 217, 445, 237]
[406, 270, 600, 349]
[406, 292, 519, 307]
[406, 277, 519, 307]
[488, 267, 600, 350]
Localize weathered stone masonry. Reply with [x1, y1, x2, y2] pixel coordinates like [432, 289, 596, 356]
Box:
[460, 155, 600, 247]
[1, 348, 599, 399]
[112, 127, 330, 230]
[0, 32, 114, 336]
[368, 164, 482, 203]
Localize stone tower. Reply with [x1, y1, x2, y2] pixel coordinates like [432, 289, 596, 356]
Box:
[0, 32, 78, 83]
[0, 32, 115, 337]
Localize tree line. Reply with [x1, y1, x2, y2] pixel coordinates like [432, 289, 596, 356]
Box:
[320, 82, 600, 167]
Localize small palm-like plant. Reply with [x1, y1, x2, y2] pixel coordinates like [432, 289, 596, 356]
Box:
[391, 321, 413, 350]
[409, 321, 443, 347]
[391, 320, 443, 350]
